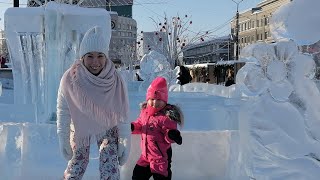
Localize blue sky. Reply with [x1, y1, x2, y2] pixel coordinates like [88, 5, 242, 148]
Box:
[132, 0, 263, 37]
[0, 0, 262, 35]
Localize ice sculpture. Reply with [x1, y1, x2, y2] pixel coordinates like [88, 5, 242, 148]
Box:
[5, 7, 46, 122]
[137, 50, 174, 91]
[5, 2, 111, 123]
[234, 41, 320, 180]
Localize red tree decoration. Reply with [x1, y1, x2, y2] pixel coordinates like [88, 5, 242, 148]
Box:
[136, 14, 212, 68]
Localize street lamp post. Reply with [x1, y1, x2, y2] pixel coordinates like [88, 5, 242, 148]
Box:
[232, 0, 243, 61]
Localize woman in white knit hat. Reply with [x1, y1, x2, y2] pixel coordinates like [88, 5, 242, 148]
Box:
[56, 26, 131, 180]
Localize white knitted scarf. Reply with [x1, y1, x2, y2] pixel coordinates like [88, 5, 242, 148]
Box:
[61, 59, 129, 147]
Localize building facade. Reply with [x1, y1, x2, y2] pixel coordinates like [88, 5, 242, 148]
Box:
[182, 36, 233, 65]
[105, 0, 133, 18]
[182, 36, 234, 84]
[231, 0, 292, 55]
[109, 12, 137, 67]
[230, 0, 292, 75]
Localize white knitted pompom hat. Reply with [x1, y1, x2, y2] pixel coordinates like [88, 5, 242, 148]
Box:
[79, 26, 109, 58]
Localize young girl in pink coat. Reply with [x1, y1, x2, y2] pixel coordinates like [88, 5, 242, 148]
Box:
[131, 77, 183, 180]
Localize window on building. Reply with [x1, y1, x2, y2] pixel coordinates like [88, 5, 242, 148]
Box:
[252, 21, 255, 28]
[244, 22, 247, 30]
[256, 20, 259, 27]
[265, 17, 268, 26]
[265, 31, 268, 39]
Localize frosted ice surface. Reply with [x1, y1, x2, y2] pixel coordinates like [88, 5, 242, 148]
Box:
[274, 40, 298, 62]
[236, 63, 269, 96]
[291, 54, 316, 79]
[240, 43, 276, 74]
[268, 79, 293, 102]
[139, 50, 171, 80]
[266, 60, 286, 82]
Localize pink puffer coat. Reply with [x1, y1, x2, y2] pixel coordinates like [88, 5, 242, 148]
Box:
[131, 103, 183, 177]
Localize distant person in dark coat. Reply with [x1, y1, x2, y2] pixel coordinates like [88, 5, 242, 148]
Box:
[0, 56, 8, 68]
[177, 66, 192, 85]
[225, 77, 235, 86]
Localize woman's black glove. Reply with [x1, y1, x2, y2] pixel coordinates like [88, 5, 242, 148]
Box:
[131, 123, 134, 132]
[168, 129, 182, 145]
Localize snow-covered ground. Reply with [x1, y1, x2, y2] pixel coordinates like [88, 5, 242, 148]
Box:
[1, 0, 320, 179]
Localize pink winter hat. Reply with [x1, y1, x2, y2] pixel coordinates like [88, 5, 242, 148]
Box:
[146, 77, 168, 103]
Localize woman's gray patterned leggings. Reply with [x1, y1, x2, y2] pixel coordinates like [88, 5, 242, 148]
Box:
[63, 127, 119, 180]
